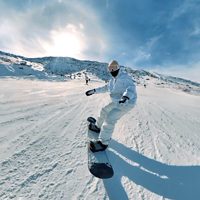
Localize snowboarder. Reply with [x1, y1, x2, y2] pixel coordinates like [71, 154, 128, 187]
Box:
[85, 60, 137, 152]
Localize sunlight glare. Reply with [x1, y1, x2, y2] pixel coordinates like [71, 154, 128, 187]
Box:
[43, 25, 84, 58]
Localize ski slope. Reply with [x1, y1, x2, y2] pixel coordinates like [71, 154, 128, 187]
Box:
[0, 76, 200, 200]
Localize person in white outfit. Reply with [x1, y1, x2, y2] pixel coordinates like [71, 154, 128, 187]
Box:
[86, 60, 137, 152]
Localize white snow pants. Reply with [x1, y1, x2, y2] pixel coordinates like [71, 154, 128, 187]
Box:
[96, 102, 135, 145]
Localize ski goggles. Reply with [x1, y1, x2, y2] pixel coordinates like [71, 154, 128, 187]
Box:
[108, 65, 119, 72]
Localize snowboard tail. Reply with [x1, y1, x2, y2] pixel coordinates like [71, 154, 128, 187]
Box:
[87, 117, 114, 179]
[89, 163, 113, 179]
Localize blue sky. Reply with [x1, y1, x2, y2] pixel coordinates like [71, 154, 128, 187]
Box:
[0, 0, 200, 81]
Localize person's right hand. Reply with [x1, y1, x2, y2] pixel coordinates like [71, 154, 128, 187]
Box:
[85, 89, 96, 96]
[119, 96, 129, 106]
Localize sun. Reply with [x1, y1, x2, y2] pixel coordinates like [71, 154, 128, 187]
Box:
[43, 25, 84, 58]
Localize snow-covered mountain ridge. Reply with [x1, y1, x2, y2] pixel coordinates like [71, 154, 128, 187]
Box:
[0, 51, 200, 96]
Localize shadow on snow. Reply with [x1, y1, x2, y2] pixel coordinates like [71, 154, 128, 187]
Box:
[103, 140, 200, 200]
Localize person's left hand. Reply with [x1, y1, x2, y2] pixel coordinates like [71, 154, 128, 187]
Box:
[119, 96, 129, 106]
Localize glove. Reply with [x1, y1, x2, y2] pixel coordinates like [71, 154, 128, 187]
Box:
[86, 89, 96, 96]
[119, 96, 129, 106]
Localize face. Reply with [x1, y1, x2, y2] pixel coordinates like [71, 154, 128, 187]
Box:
[108, 65, 119, 72]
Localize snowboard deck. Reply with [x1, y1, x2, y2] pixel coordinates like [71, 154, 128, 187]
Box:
[87, 117, 114, 179]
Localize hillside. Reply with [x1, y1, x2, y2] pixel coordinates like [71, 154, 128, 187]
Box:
[0, 51, 200, 96]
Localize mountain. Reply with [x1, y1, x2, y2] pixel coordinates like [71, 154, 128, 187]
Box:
[0, 51, 200, 96]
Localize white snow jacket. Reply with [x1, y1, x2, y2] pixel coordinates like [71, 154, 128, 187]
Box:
[95, 69, 137, 105]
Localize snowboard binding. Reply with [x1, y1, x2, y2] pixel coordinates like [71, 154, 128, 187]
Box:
[87, 117, 100, 133]
[87, 117, 96, 124]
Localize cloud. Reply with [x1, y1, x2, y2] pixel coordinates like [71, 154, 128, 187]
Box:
[170, 0, 199, 20]
[0, 0, 110, 60]
[154, 62, 200, 82]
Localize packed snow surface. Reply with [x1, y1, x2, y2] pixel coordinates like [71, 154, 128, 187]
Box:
[0, 52, 200, 200]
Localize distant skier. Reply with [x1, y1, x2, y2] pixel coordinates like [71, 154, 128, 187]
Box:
[85, 74, 90, 85]
[85, 60, 137, 152]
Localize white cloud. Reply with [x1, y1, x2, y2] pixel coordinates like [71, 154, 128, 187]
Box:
[191, 23, 200, 36]
[171, 0, 198, 20]
[147, 35, 163, 48]
[79, 23, 84, 29]
[137, 50, 151, 61]
[154, 63, 200, 82]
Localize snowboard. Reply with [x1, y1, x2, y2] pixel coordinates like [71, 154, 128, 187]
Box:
[87, 117, 114, 179]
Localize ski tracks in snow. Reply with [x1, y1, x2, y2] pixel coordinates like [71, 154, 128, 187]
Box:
[107, 86, 200, 199]
[1, 79, 200, 200]
[0, 79, 107, 199]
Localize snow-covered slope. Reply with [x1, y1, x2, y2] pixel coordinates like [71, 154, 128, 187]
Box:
[0, 51, 200, 199]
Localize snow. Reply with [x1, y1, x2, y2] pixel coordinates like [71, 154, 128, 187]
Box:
[0, 51, 200, 199]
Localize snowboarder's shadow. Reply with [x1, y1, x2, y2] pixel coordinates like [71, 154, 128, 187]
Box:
[103, 140, 200, 200]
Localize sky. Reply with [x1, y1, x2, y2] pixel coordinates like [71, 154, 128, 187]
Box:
[0, 0, 200, 81]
